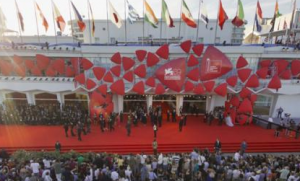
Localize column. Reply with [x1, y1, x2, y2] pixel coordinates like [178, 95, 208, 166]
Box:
[146, 95, 153, 113]
[176, 95, 183, 116]
[117, 95, 124, 113]
[56, 93, 65, 110]
[112, 94, 119, 113]
[26, 92, 36, 105]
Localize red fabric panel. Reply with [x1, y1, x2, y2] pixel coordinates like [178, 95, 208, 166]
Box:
[110, 65, 121, 77]
[25, 59, 35, 70]
[155, 83, 165, 95]
[280, 69, 291, 80]
[214, 83, 227, 97]
[93, 67, 106, 80]
[110, 79, 125, 95]
[226, 76, 238, 87]
[31, 65, 42, 76]
[180, 40, 192, 53]
[230, 96, 240, 107]
[74, 73, 86, 84]
[45, 67, 56, 77]
[236, 56, 248, 69]
[187, 67, 200, 81]
[256, 67, 268, 79]
[193, 84, 205, 94]
[91, 91, 105, 105]
[36, 54, 51, 70]
[291, 60, 300, 76]
[65, 66, 75, 77]
[192, 44, 204, 57]
[122, 57, 135, 71]
[103, 71, 114, 83]
[184, 81, 194, 92]
[146, 52, 160, 67]
[238, 98, 253, 113]
[146, 77, 156, 87]
[245, 74, 260, 88]
[70, 57, 80, 74]
[13, 55, 24, 64]
[273, 60, 289, 75]
[268, 76, 281, 90]
[97, 84, 108, 95]
[52, 59, 65, 75]
[134, 64, 146, 78]
[14, 65, 26, 77]
[259, 60, 271, 68]
[132, 81, 145, 95]
[135, 50, 147, 62]
[239, 87, 251, 99]
[187, 54, 199, 67]
[200, 46, 233, 81]
[0, 61, 12, 76]
[237, 68, 252, 83]
[111, 52, 122, 64]
[105, 103, 114, 114]
[250, 94, 257, 104]
[156, 44, 169, 59]
[81, 58, 94, 70]
[203, 81, 215, 92]
[123, 70, 134, 82]
[86, 78, 97, 90]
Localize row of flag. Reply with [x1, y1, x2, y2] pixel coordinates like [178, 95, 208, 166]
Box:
[9, 0, 297, 37]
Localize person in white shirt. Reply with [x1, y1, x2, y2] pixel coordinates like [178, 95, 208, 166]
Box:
[44, 172, 52, 181]
[30, 160, 40, 175]
[125, 166, 132, 181]
[43, 158, 51, 169]
[111, 170, 119, 181]
[234, 150, 240, 162]
[198, 154, 205, 166]
[158, 153, 163, 167]
[42, 169, 51, 179]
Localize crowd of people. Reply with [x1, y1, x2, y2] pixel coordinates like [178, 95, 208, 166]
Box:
[1, 146, 300, 181]
[0, 101, 88, 125]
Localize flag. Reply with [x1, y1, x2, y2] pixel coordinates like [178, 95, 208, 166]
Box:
[35, 2, 49, 32]
[127, 0, 139, 24]
[270, 0, 281, 32]
[181, 0, 196, 28]
[232, 0, 244, 27]
[15, 0, 24, 32]
[254, 1, 263, 32]
[108, 0, 122, 28]
[162, 0, 174, 27]
[218, 0, 228, 30]
[200, 0, 209, 27]
[283, 18, 287, 30]
[144, 0, 158, 28]
[88, 0, 95, 36]
[52, 1, 65, 32]
[71, 1, 86, 32]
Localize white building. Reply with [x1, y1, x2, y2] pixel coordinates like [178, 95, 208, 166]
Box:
[69, 18, 245, 45]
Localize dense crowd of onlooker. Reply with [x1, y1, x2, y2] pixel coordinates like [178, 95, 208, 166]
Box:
[0, 101, 88, 125]
[0, 148, 300, 181]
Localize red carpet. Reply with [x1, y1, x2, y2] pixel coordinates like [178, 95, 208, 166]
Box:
[1, 116, 300, 154]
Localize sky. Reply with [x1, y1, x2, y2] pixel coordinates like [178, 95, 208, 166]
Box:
[0, 0, 298, 36]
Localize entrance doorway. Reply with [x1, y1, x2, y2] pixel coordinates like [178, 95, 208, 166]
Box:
[152, 95, 176, 115]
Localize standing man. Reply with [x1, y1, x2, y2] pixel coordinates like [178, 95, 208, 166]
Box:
[183, 114, 187, 126]
[277, 107, 284, 119]
[126, 115, 132, 136]
[70, 117, 76, 137]
[100, 113, 104, 132]
[172, 108, 176, 122]
[152, 139, 158, 155]
[179, 115, 184, 132]
[63, 122, 69, 137]
[214, 138, 221, 153]
[240, 140, 247, 155]
[77, 122, 82, 141]
[153, 124, 157, 138]
[55, 141, 61, 152]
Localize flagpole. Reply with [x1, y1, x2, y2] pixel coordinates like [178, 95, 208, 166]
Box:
[87, 0, 92, 44]
[51, 0, 58, 44]
[142, 0, 145, 45]
[160, 0, 163, 45]
[250, 0, 258, 44]
[214, 0, 220, 45]
[124, 0, 127, 44]
[106, 0, 110, 44]
[68, 0, 75, 44]
[178, 0, 183, 40]
[33, 1, 41, 44]
[196, 0, 202, 43]
[14, 0, 23, 43]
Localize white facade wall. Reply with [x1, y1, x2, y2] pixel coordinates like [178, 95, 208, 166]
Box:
[272, 95, 300, 118]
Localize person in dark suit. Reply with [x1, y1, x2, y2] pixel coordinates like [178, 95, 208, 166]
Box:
[126, 116, 132, 136]
[214, 139, 221, 153]
[55, 141, 61, 152]
[172, 108, 176, 122]
[77, 122, 82, 141]
[63, 122, 69, 137]
[179, 116, 184, 132]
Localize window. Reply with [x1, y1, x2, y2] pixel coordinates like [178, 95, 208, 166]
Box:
[253, 95, 272, 115]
